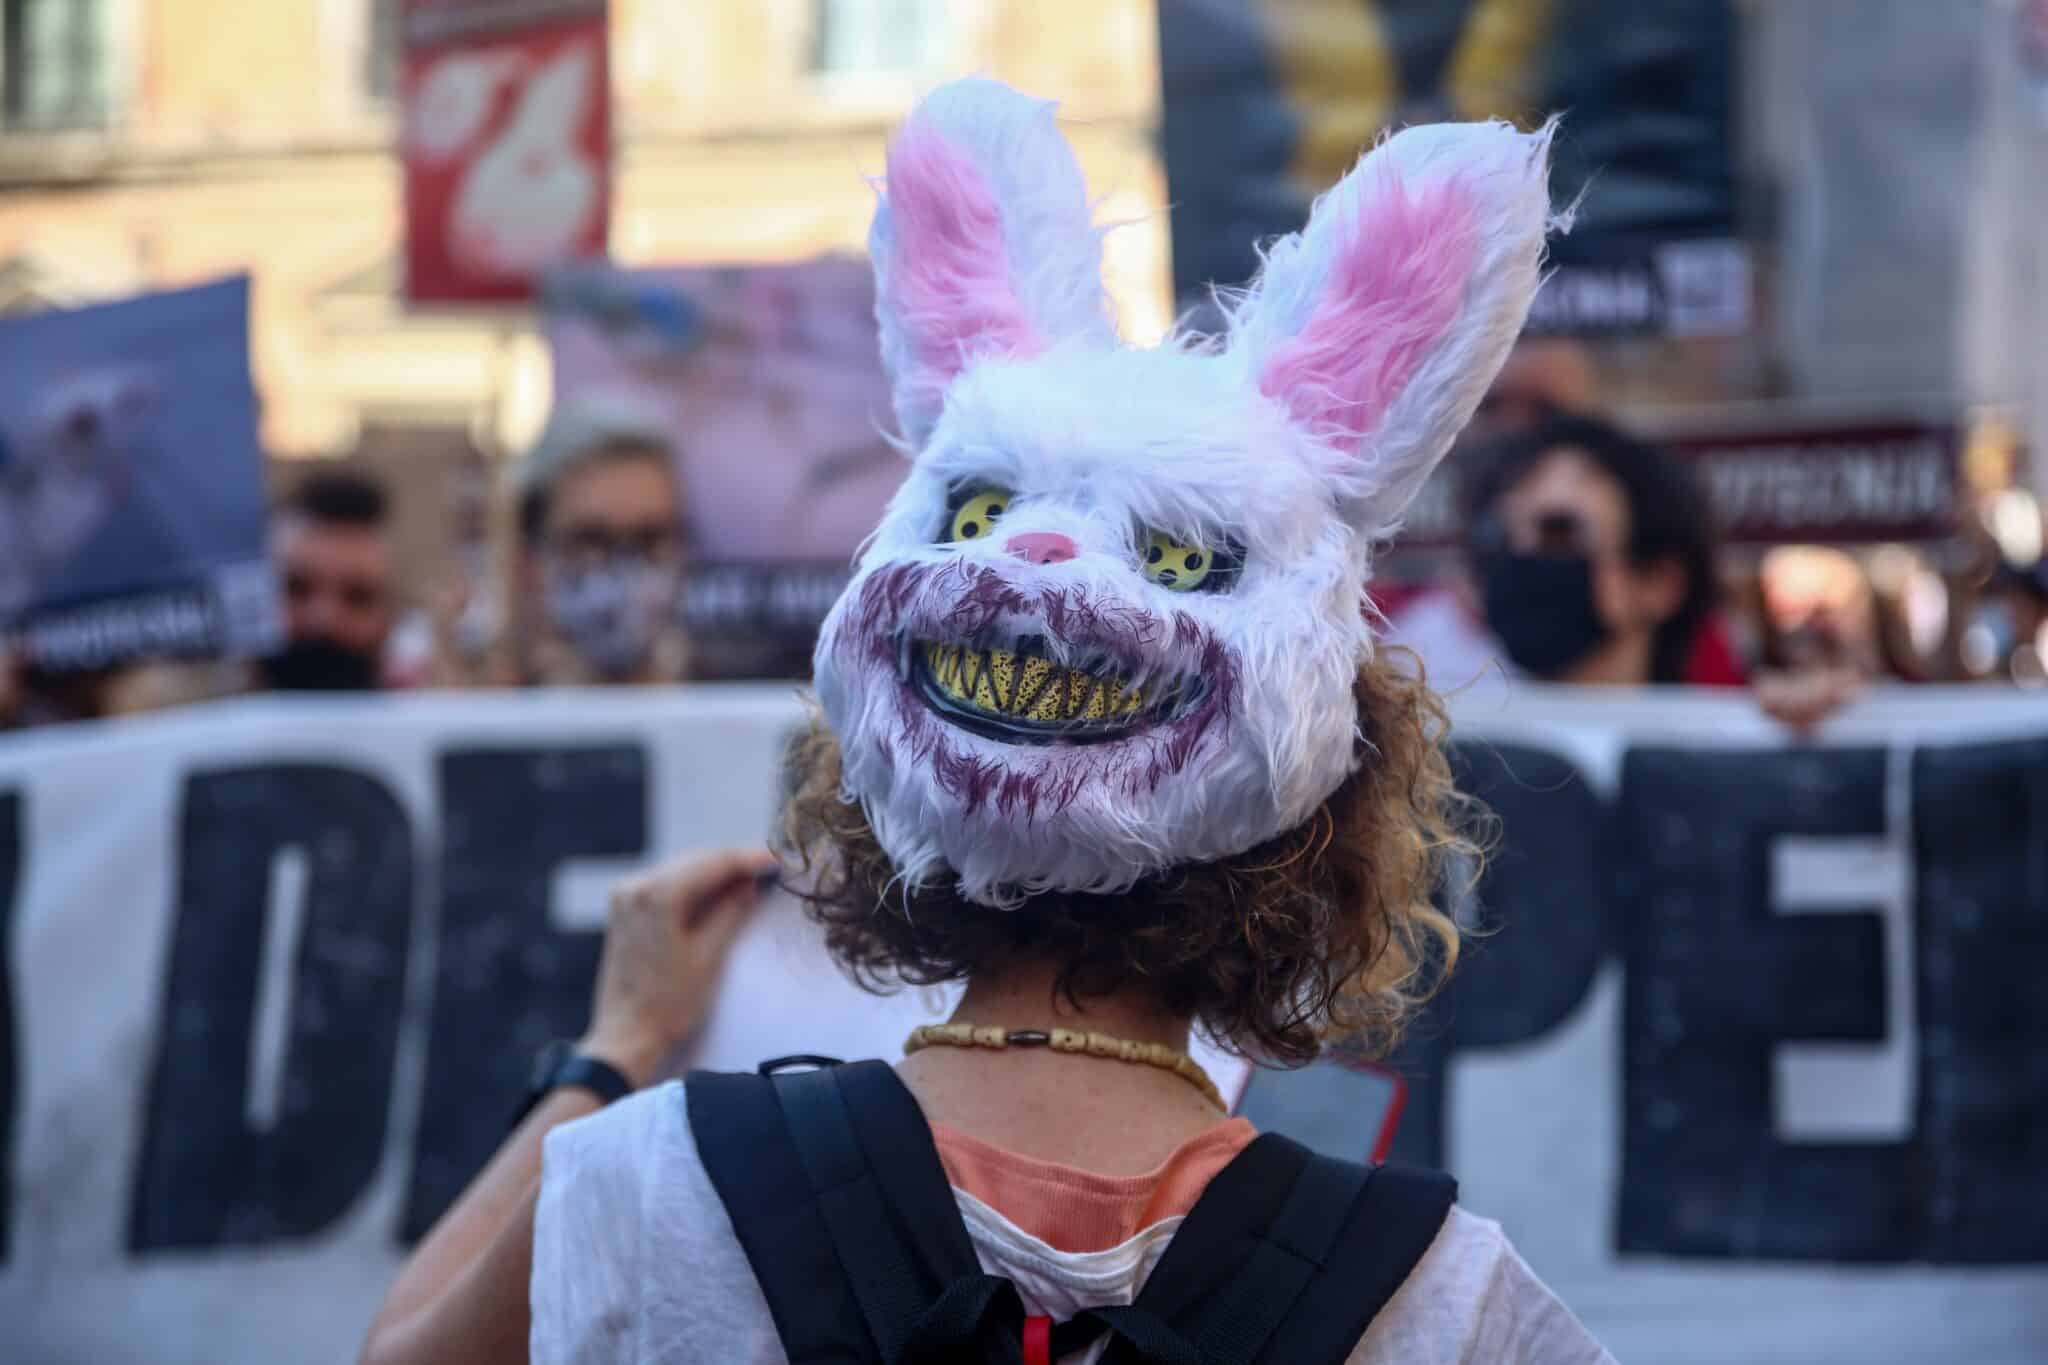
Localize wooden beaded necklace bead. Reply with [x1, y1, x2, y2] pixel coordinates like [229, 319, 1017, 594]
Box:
[903, 1022, 1225, 1110]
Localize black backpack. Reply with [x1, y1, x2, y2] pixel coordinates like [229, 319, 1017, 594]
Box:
[687, 1058, 1455, 1365]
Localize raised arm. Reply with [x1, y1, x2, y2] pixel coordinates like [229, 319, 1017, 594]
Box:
[359, 845, 775, 1365]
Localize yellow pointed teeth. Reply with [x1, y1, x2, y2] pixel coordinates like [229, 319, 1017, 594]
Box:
[921, 641, 1150, 724]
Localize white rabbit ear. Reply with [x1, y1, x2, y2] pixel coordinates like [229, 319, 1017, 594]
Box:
[1228, 121, 1556, 536]
[870, 78, 1115, 447]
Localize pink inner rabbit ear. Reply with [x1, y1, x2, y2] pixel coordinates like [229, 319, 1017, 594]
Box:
[1256, 169, 1482, 452]
[872, 125, 1045, 443]
[869, 79, 1114, 449]
[1230, 121, 1556, 537]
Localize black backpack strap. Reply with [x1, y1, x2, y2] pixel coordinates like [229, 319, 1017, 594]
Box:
[693, 1065, 1453, 1365]
[1087, 1134, 1455, 1365]
[1255, 1157, 1458, 1362]
[688, 1068, 877, 1362]
[688, 1061, 1009, 1364]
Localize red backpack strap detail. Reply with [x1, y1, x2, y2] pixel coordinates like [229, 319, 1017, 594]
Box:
[1024, 1314, 1053, 1365]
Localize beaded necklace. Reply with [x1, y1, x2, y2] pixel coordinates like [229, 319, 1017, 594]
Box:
[904, 1022, 1224, 1110]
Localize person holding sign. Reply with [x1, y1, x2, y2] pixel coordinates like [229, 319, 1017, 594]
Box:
[1391, 411, 1865, 730]
[365, 81, 1607, 1364]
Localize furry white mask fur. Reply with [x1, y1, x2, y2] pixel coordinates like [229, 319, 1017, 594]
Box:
[814, 78, 1554, 907]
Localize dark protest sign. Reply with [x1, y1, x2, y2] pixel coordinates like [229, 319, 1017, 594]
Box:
[400, 0, 611, 304]
[0, 689, 2043, 1363]
[0, 277, 278, 669]
[1157, 0, 1747, 336]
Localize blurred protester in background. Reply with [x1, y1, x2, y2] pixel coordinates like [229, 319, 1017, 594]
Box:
[398, 454, 499, 688]
[1746, 545, 1882, 726]
[0, 644, 245, 728]
[1388, 412, 1861, 729]
[262, 470, 397, 691]
[1967, 559, 2048, 681]
[1369, 337, 1604, 626]
[0, 658, 116, 728]
[1862, 553, 1937, 686]
[1757, 545, 1882, 677]
[1391, 412, 1738, 690]
[1466, 414, 1735, 686]
[514, 397, 691, 686]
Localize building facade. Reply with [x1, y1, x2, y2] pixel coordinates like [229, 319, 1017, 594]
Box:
[0, 0, 1170, 457]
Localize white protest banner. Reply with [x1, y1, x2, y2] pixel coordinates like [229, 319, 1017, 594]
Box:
[0, 686, 2042, 1362]
[1245, 686, 2048, 1362]
[0, 688, 1240, 1363]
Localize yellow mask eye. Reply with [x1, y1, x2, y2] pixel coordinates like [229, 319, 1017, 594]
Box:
[947, 488, 1013, 543]
[1141, 530, 1216, 592]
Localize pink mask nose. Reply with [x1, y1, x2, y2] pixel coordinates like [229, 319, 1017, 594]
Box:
[1004, 531, 1078, 566]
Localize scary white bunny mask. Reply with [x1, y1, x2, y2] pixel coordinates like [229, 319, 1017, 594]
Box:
[814, 78, 1554, 907]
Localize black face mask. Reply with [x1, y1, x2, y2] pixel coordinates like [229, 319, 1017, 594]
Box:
[260, 636, 381, 692]
[1477, 551, 1611, 679]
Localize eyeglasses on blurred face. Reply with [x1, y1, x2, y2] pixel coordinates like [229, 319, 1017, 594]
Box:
[539, 451, 688, 573]
[543, 521, 686, 572]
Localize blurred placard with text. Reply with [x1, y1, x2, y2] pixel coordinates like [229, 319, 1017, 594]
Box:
[0, 278, 277, 670]
[542, 259, 909, 678]
[401, 0, 611, 304]
[1159, 0, 1747, 337]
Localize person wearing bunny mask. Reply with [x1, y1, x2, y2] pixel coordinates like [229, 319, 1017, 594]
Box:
[364, 81, 1609, 1365]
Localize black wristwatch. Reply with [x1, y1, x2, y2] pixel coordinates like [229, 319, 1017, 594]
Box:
[512, 1040, 635, 1129]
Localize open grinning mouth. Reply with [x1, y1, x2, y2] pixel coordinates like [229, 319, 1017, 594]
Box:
[899, 633, 1202, 745]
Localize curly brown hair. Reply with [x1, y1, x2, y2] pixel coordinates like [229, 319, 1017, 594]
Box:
[781, 650, 1482, 1066]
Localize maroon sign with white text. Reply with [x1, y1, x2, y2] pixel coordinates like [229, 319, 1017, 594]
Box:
[400, 0, 610, 304]
[1387, 416, 1962, 571]
[1663, 421, 1960, 547]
